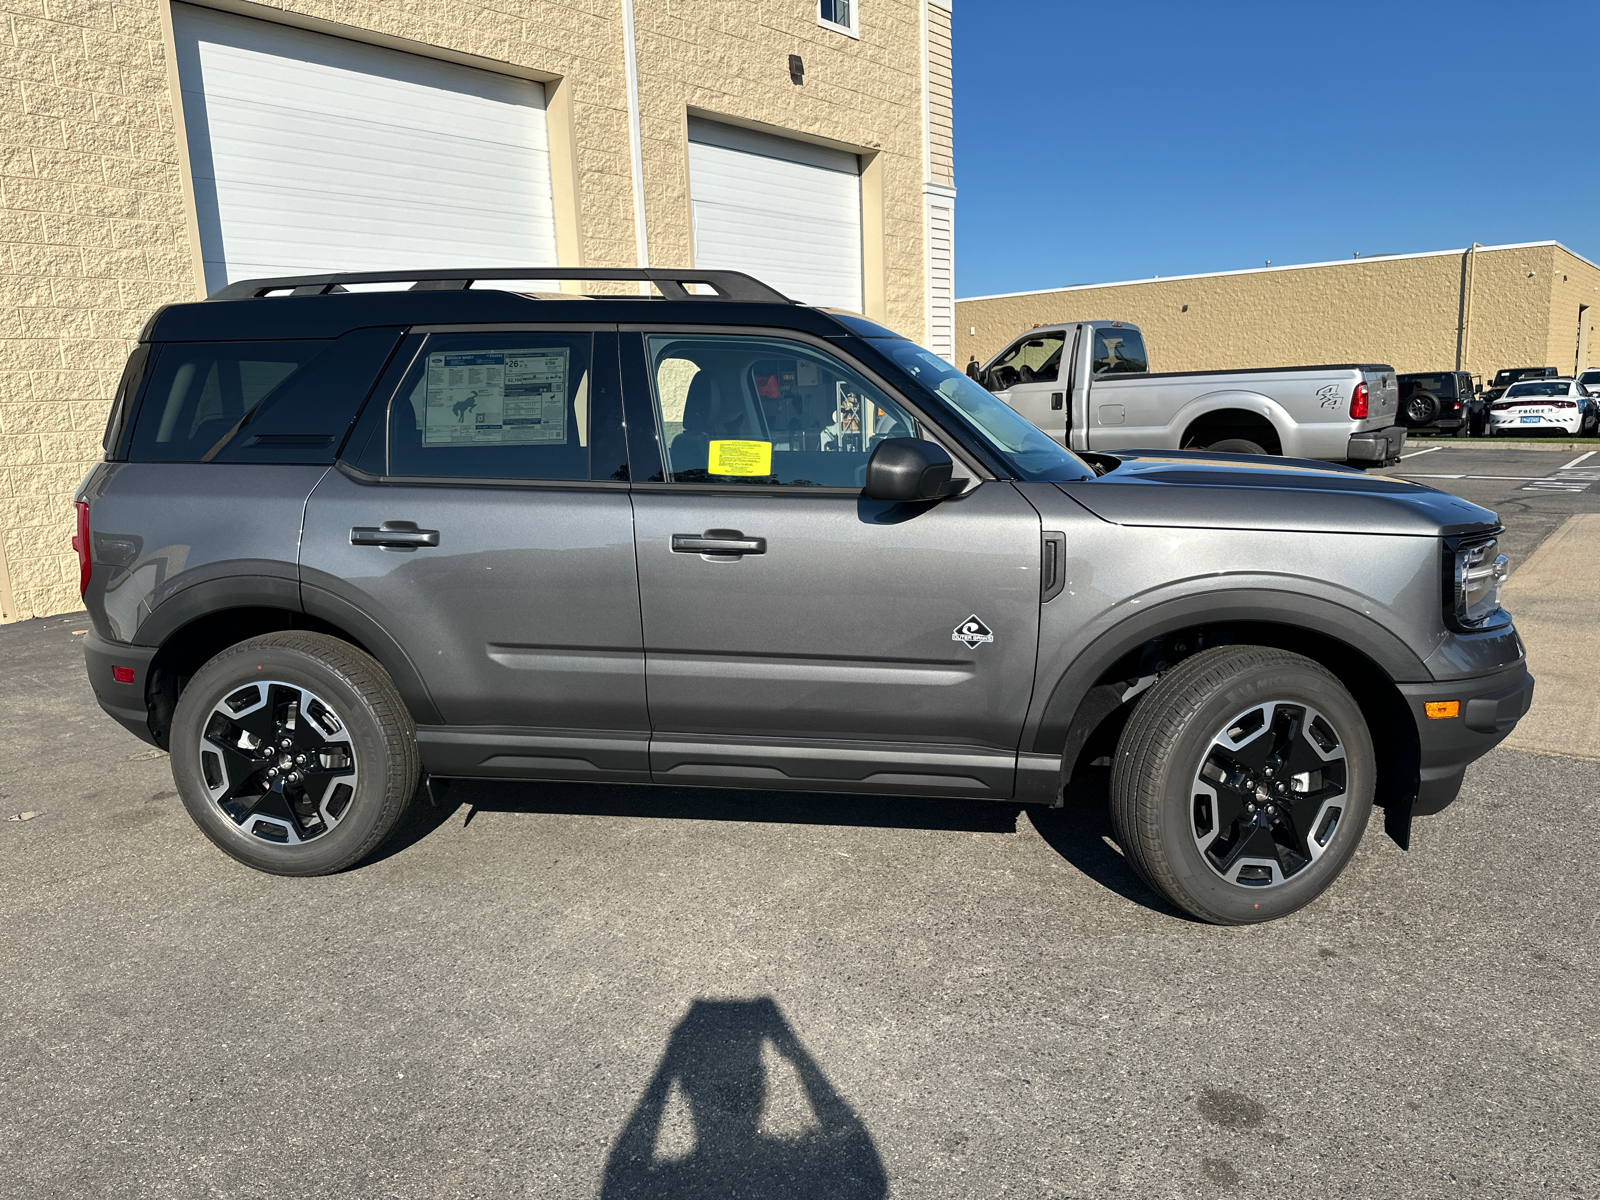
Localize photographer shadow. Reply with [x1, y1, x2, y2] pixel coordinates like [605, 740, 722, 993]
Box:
[601, 997, 886, 1200]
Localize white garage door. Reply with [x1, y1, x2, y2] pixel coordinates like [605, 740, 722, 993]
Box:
[172, 4, 557, 293]
[687, 119, 863, 312]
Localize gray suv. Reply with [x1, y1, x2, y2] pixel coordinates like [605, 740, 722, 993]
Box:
[77, 268, 1533, 924]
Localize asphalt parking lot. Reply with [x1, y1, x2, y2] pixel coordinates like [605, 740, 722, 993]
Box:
[2, 456, 1597, 1200]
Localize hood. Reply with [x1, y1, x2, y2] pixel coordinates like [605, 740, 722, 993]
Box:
[1057, 450, 1497, 537]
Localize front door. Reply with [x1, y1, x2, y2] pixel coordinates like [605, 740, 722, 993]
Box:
[301, 328, 650, 780]
[986, 328, 1069, 446]
[624, 330, 1043, 798]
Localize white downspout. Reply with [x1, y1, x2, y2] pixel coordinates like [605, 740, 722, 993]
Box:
[620, 0, 649, 281]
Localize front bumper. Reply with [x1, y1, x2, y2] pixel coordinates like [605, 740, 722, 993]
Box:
[83, 631, 160, 747]
[1399, 662, 1534, 816]
[1347, 424, 1407, 463]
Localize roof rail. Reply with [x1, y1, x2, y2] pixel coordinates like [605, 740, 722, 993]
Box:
[206, 267, 791, 304]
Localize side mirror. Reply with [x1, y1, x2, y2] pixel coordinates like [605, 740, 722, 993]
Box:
[863, 438, 969, 502]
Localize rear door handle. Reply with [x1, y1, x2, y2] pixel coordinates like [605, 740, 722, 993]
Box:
[351, 521, 440, 550]
[671, 529, 766, 556]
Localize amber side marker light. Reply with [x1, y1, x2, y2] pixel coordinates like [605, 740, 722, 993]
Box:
[1425, 701, 1460, 719]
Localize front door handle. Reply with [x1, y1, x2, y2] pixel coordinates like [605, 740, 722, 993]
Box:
[671, 529, 766, 556]
[351, 521, 440, 550]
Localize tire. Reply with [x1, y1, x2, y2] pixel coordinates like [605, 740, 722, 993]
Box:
[1109, 646, 1374, 924]
[1206, 438, 1269, 456]
[170, 632, 421, 876]
[1403, 394, 1440, 427]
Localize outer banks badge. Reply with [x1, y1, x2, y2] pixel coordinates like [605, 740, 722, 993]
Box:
[953, 615, 994, 649]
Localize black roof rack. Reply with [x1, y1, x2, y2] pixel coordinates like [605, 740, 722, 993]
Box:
[206, 267, 791, 304]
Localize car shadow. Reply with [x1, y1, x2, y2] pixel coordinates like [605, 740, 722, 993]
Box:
[600, 996, 886, 1200]
[1025, 767, 1198, 923]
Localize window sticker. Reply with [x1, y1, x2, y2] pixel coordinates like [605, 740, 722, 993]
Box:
[707, 439, 773, 476]
[421, 348, 568, 446]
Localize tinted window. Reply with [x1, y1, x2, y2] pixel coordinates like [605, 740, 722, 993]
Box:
[1092, 327, 1148, 375]
[870, 338, 1095, 482]
[103, 343, 151, 458]
[1402, 373, 1454, 396]
[646, 334, 919, 487]
[126, 329, 402, 463]
[989, 331, 1065, 384]
[1578, 370, 1600, 386]
[1504, 381, 1569, 397]
[387, 332, 620, 481]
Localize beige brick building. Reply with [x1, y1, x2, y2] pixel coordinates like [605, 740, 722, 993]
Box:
[957, 240, 1600, 385]
[0, 0, 958, 622]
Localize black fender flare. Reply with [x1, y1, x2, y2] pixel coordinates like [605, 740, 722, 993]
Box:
[133, 573, 443, 725]
[1027, 587, 1430, 760]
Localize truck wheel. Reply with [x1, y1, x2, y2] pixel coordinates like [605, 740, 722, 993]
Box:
[1205, 438, 1268, 456]
[169, 632, 421, 876]
[1109, 646, 1374, 924]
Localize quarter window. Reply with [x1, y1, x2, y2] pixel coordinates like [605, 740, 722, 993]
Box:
[646, 334, 919, 487]
[386, 333, 622, 481]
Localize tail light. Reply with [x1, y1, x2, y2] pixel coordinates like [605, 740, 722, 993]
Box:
[1350, 382, 1370, 420]
[71, 500, 90, 597]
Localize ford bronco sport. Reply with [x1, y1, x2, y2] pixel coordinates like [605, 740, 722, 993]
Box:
[76, 268, 1533, 924]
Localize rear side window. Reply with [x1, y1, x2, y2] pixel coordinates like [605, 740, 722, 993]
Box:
[102, 343, 151, 459]
[1092, 327, 1147, 375]
[386, 332, 624, 482]
[126, 328, 402, 463]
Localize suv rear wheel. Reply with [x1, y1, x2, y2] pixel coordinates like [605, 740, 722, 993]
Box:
[1110, 646, 1374, 924]
[170, 632, 420, 876]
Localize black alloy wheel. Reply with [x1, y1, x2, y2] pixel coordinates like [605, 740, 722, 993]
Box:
[1190, 701, 1348, 887]
[170, 632, 420, 875]
[197, 679, 359, 846]
[1110, 646, 1374, 924]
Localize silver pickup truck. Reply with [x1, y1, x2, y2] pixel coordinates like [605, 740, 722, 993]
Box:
[977, 320, 1407, 465]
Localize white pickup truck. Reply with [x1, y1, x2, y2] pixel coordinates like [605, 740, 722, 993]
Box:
[976, 321, 1406, 465]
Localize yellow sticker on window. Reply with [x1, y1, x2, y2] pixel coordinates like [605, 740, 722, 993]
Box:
[707, 439, 773, 477]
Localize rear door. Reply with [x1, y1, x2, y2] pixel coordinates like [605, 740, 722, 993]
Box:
[301, 326, 649, 781]
[623, 328, 1043, 798]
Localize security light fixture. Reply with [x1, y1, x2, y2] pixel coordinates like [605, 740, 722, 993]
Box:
[789, 54, 804, 84]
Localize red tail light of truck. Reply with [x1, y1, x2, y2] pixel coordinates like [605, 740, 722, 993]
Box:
[1350, 382, 1370, 420]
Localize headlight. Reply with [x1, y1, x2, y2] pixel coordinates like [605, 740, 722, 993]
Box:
[1449, 537, 1510, 629]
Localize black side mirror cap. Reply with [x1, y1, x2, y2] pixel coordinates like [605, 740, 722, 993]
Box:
[862, 437, 969, 502]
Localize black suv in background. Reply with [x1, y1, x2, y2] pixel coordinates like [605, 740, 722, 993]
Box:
[1396, 371, 1476, 435]
[1483, 366, 1557, 404]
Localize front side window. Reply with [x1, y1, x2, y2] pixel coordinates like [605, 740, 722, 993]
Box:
[387, 333, 610, 481]
[1092, 326, 1148, 375]
[818, 0, 856, 35]
[647, 334, 917, 487]
[987, 332, 1065, 387]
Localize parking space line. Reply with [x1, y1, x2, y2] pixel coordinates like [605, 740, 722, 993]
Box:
[1401, 473, 1542, 481]
[1559, 450, 1596, 470]
[1399, 446, 1441, 460]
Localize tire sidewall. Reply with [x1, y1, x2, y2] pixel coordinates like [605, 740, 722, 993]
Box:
[171, 639, 403, 875]
[1148, 663, 1374, 924]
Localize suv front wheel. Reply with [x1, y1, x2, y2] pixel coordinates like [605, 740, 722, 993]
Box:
[1110, 646, 1374, 924]
[170, 632, 421, 876]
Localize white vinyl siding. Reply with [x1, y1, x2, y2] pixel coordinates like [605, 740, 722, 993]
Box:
[172, 4, 557, 294]
[925, 189, 956, 362]
[687, 119, 863, 312]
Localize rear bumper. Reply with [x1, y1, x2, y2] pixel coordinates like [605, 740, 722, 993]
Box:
[1347, 424, 1407, 463]
[83, 631, 159, 747]
[1399, 662, 1535, 816]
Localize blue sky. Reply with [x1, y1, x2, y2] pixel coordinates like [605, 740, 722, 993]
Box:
[954, 0, 1600, 297]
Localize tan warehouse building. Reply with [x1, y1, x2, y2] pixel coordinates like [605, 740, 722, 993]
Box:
[0, 0, 958, 621]
[957, 240, 1600, 385]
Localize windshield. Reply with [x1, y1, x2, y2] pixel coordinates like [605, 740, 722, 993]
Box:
[867, 338, 1095, 480]
[1504, 381, 1568, 398]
